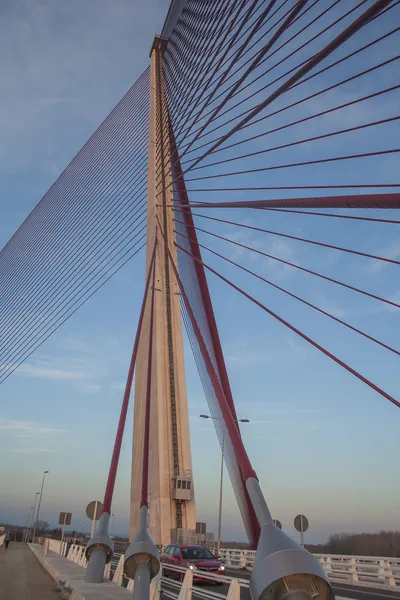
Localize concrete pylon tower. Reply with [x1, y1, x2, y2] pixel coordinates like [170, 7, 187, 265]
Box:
[130, 36, 196, 545]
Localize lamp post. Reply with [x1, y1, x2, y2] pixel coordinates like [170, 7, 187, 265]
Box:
[25, 505, 34, 542]
[199, 414, 249, 554]
[28, 493, 40, 542]
[111, 513, 115, 537]
[33, 470, 49, 541]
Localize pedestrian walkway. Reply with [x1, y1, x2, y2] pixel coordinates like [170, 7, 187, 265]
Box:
[0, 542, 60, 600]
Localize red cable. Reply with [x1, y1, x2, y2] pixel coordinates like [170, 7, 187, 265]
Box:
[174, 211, 400, 265]
[189, 116, 400, 172]
[103, 243, 156, 514]
[184, 149, 400, 183]
[172, 218, 400, 310]
[184, 0, 394, 174]
[175, 229, 400, 357]
[175, 241, 400, 410]
[176, 193, 400, 210]
[141, 251, 157, 508]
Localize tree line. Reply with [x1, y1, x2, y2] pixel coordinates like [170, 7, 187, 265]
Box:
[306, 531, 400, 557]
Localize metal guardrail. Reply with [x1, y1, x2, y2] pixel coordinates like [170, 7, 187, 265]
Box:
[43, 540, 400, 592]
[219, 548, 400, 587]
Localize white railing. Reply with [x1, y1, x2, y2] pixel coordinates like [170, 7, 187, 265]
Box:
[42, 540, 400, 593]
[219, 548, 400, 587]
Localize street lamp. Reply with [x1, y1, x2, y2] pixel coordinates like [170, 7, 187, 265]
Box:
[199, 414, 249, 554]
[25, 505, 34, 543]
[33, 470, 49, 541]
[28, 492, 40, 542]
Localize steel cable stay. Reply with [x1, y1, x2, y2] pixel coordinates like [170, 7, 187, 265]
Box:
[172, 0, 397, 179]
[102, 242, 157, 515]
[171, 215, 400, 311]
[166, 0, 288, 107]
[164, 0, 280, 121]
[0, 202, 148, 354]
[172, 0, 299, 144]
[175, 0, 396, 147]
[0, 222, 147, 378]
[174, 228, 400, 357]
[0, 172, 148, 334]
[163, 0, 259, 120]
[166, 0, 262, 135]
[163, 0, 246, 125]
[185, 115, 400, 172]
[174, 240, 400, 410]
[183, 148, 400, 183]
[174, 0, 341, 147]
[177, 202, 400, 224]
[177, 54, 400, 177]
[182, 78, 400, 162]
[0, 239, 146, 385]
[0, 95, 150, 311]
[0, 92, 150, 291]
[180, 46, 400, 161]
[155, 1, 399, 199]
[163, 0, 233, 116]
[173, 212, 400, 265]
[0, 69, 150, 264]
[175, 0, 309, 162]
[0, 157, 149, 316]
[0, 94, 149, 272]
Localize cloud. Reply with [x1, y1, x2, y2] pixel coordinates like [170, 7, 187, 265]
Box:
[13, 447, 53, 454]
[15, 363, 85, 381]
[109, 382, 126, 392]
[368, 289, 400, 314]
[83, 384, 102, 394]
[0, 418, 66, 437]
[367, 239, 400, 274]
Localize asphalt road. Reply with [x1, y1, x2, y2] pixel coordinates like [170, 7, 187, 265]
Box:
[0, 542, 60, 600]
[162, 570, 400, 600]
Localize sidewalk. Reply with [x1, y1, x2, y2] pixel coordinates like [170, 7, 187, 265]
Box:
[0, 542, 60, 600]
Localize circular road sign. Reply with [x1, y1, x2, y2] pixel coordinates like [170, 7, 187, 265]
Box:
[86, 500, 103, 521]
[294, 514, 309, 533]
[273, 519, 282, 530]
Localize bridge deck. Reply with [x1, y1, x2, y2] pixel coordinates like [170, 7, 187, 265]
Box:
[0, 542, 60, 600]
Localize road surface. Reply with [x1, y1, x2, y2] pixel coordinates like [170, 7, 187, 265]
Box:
[0, 542, 60, 600]
[162, 571, 400, 600]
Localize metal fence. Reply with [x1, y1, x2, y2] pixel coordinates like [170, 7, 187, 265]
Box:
[42, 540, 400, 592]
[219, 548, 400, 587]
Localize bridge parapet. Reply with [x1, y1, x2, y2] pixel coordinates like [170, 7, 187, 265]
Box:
[219, 548, 400, 587]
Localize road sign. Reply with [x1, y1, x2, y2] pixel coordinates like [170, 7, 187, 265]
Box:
[294, 514, 309, 547]
[58, 512, 72, 526]
[294, 514, 309, 532]
[273, 519, 282, 530]
[86, 501, 103, 521]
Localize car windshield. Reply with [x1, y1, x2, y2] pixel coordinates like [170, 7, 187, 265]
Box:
[181, 547, 214, 560]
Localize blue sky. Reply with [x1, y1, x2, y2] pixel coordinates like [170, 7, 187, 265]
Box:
[0, 0, 399, 545]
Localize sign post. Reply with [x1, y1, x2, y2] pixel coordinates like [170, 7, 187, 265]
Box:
[58, 512, 72, 544]
[294, 514, 309, 547]
[86, 501, 103, 538]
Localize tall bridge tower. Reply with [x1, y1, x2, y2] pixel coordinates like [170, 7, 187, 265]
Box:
[130, 36, 196, 545]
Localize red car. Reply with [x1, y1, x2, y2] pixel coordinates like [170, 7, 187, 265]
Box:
[161, 544, 225, 583]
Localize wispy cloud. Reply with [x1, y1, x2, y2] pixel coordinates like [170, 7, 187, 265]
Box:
[83, 384, 102, 394]
[0, 418, 67, 437]
[15, 363, 85, 381]
[13, 447, 53, 454]
[367, 239, 400, 274]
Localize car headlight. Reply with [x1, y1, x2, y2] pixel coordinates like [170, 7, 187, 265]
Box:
[218, 565, 225, 571]
[187, 563, 196, 571]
